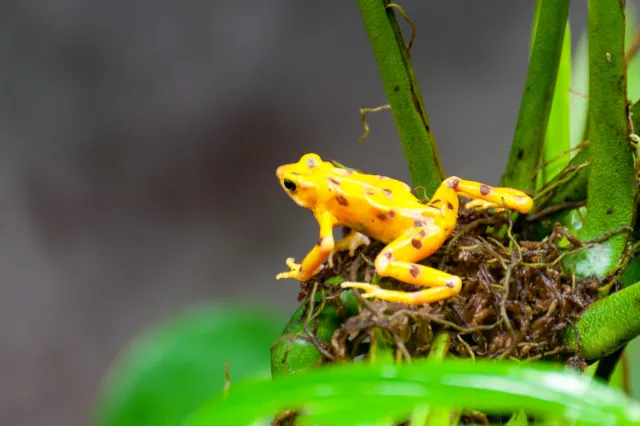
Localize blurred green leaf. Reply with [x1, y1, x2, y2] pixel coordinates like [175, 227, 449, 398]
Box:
[507, 409, 529, 426]
[627, 1, 640, 104]
[186, 360, 640, 425]
[610, 352, 630, 393]
[630, 337, 640, 400]
[570, 32, 589, 152]
[92, 302, 284, 426]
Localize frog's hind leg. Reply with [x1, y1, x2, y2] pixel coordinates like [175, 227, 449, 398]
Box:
[327, 229, 371, 268]
[341, 223, 462, 305]
[442, 176, 533, 214]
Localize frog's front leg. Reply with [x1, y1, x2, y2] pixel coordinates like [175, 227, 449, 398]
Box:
[276, 211, 336, 281]
[341, 222, 462, 305]
[327, 229, 371, 268]
[443, 176, 533, 214]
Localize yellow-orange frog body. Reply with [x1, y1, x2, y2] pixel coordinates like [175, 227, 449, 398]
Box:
[276, 153, 533, 305]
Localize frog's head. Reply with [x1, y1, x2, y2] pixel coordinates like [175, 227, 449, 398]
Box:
[276, 153, 328, 209]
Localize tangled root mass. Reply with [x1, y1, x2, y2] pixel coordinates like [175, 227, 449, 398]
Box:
[299, 206, 601, 363]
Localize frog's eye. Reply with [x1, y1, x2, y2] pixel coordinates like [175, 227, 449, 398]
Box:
[283, 179, 297, 192]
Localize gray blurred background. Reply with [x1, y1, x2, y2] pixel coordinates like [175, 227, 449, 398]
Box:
[0, 1, 605, 425]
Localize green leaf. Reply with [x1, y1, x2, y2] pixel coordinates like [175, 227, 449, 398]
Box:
[502, 0, 570, 191]
[630, 337, 640, 399]
[565, 282, 640, 360]
[324, 276, 346, 285]
[506, 409, 529, 426]
[92, 303, 284, 426]
[620, 253, 640, 288]
[186, 360, 640, 425]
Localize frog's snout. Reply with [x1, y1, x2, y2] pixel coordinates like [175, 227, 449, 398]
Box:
[276, 166, 284, 179]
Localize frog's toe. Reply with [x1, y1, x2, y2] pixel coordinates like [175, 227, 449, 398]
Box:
[341, 282, 385, 299]
[348, 234, 371, 256]
[275, 271, 290, 280]
[285, 257, 299, 269]
[277, 270, 306, 281]
[465, 199, 505, 212]
[341, 282, 379, 291]
[277, 258, 303, 280]
[466, 199, 492, 210]
[327, 251, 337, 268]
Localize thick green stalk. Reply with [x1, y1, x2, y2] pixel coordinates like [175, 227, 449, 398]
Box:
[357, 0, 444, 198]
[424, 333, 458, 426]
[427, 332, 450, 361]
[565, 282, 640, 360]
[270, 290, 359, 377]
[501, 0, 570, 192]
[566, 0, 635, 278]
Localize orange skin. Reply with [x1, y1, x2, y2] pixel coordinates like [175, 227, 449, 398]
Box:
[276, 153, 533, 305]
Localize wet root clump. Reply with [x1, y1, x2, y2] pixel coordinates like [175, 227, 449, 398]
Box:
[300, 206, 602, 364]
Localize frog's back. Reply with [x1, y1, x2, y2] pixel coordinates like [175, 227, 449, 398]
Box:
[328, 168, 420, 207]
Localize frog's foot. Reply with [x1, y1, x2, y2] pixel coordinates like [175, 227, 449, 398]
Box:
[276, 257, 302, 280]
[340, 282, 387, 299]
[342, 282, 459, 305]
[465, 199, 505, 213]
[276, 257, 323, 280]
[327, 231, 371, 268]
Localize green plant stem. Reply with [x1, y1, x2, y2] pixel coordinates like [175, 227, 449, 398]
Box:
[427, 332, 450, 361]
[594, 345, 626, 384]
[566, 0, 635, 279]
[565, 282, 640, 360]
[357, 0, 444, 198]
[270, 290, 359, 377]
[424, 333, 458, 426]
[501, 0, 570, 192]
